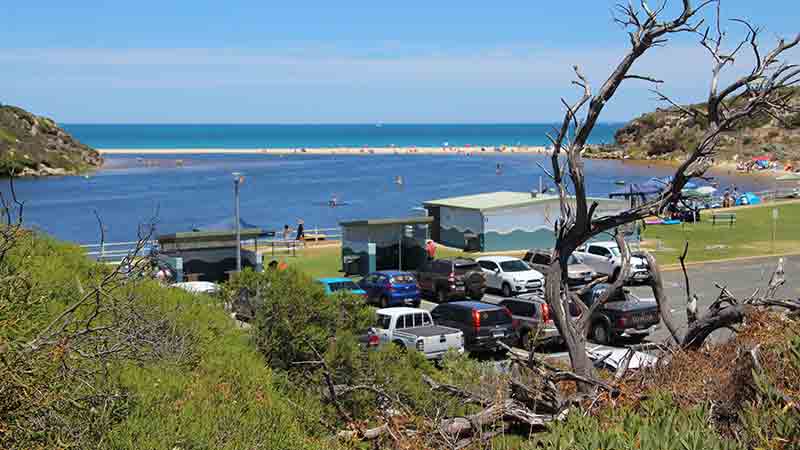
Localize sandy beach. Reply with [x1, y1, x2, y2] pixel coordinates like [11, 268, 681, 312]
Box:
[97, 145, 550, 156]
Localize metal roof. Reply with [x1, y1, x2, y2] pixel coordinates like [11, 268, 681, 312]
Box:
[340, 216, 433, 227]
[424, 191, 625, 212]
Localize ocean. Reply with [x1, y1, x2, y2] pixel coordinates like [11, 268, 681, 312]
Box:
[8, 124, 769, 245]
[61, 123, 623, 149]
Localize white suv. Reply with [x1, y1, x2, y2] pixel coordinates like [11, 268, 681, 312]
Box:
[574, 241, 650, 284]
[476, 256, 545, 297]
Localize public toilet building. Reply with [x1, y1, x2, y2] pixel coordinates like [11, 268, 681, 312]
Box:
[340, 216, 433, 276]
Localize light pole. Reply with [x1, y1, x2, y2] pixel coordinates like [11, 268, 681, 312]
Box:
[233, 172, 243, 272]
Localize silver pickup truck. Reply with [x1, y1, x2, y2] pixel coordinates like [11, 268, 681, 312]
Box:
[366, 307, 464, 360]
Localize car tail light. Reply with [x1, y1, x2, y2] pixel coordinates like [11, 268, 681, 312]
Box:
[416, 340, 424, 351]
[617, 316, 627, 328]
[368, 334, 380, 347]
[472, 309, 481, 329]
[448, 272, 456, 284]
[541, 303, 552, 323]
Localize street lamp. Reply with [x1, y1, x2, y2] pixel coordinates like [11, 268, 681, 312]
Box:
[232, 172, 244, 272]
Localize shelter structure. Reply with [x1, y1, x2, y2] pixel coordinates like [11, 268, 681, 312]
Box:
[423, 191, 629, 252]
[157, 229, 263, 282]
[340, 217, 433, 276]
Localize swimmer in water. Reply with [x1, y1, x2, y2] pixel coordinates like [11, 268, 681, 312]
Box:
[396, 175, 403, 186]
[329, 195, 338, 207]
[496, 163, 502, 175]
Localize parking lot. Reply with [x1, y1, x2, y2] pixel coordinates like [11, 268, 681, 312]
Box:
[418, 254, 799, 360]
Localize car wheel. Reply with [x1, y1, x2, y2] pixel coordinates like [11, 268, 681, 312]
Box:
[392, 340, 407, 352]
[591, 321, 611, 345]
[380, 296, 389, 308]
[437, 289, 447, 304]
[501, 283, 513, 298]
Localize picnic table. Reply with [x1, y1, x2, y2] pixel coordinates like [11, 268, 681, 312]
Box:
[710, 212, 737, 227]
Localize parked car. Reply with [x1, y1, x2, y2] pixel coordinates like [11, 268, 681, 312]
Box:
[476, 256, 545, 297]
[574, 241, 650, 284]
[358, 271, 421, 307]
[364, 307, 464, 360]
[316, 277, 367, 297]
[415, 258, 486, 303]
[498, 296, 561, 347]
[522, 249, 598, 288]
[579, 283, 660, 345]
[430, 301, 517, 354]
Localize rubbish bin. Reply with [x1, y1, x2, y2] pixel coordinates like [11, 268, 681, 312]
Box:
[343, 255, 361, 275]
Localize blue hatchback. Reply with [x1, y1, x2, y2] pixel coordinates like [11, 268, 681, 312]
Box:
[358, 271, 421, 308]
[316, 277, 367, 297]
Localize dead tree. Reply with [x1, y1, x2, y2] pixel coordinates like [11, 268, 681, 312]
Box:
[542, 0, 800, 388]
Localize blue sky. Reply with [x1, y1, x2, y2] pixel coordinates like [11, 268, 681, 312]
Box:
[2, 1, 798, 123]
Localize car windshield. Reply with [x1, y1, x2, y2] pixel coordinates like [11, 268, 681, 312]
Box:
[376, 314, 391, 329]
[567, 254, 583, 264]
[328, 281, 360, 292]
[390, 274, 416, 284]
[608, 246, 621, 257]
[499, 260, 530, 272]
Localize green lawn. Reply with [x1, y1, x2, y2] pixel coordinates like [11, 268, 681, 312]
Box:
[269, 201, 800, 279]
[642, 200, 800, 265]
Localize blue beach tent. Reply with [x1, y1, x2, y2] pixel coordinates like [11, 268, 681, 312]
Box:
[735, 192, 761, 206]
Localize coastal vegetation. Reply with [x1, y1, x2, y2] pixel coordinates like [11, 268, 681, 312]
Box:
[590, 87, 800, 162]
[2, 225, 798, 449]
[0, 104, 102, 177]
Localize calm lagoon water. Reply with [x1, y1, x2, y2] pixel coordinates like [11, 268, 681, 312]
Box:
[11, 153, 768, 244]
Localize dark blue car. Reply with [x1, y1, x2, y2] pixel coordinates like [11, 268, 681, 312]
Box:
[358, 271, 421, 308]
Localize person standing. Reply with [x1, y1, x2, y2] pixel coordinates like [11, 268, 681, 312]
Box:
[425, 239, 437, 260]
[296, 219, 305, 246]
[283, 224, 291, 241]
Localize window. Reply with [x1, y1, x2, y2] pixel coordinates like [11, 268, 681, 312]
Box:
[391, 274, 416, 284]
[588, 246, 610, 257]
[531, 253, 551, 265]
[421, 313, 432, 326]
[376, 314, 391, 329]
[328, 281, 360, 292]
[454, 262, 480, 274]
[567, 254, 583, 264]
[396, 315, 407, 329]
[412, 313, 424, 327]
[500, 260, 530, 273]
[478, 260, 497, 271]
[476, 308, 512, 326]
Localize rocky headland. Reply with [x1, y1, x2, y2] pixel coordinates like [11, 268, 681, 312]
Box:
[586, 88, 800, 164]
[0, 105, 102, 177]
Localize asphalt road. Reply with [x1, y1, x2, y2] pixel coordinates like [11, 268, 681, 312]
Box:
[420, 254, 799, 357]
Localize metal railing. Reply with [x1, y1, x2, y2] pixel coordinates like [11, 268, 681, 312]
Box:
[248, 226, 342, 257]
[81, 240, 155, 262]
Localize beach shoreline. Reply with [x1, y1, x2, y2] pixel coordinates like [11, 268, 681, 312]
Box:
[97, 146, 549, 156]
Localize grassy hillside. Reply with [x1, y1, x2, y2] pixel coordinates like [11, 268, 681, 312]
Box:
[0, 104, 102, 176]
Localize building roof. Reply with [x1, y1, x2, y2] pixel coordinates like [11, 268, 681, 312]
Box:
[424, 191, 626, 212]
[340, 216, 433, 227]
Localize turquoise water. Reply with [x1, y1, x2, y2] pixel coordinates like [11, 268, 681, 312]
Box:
[62, 123, 623, 149]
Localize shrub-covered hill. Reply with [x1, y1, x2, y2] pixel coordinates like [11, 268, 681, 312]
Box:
[0, 104, 102, 176]
[586, 88, 800, 162]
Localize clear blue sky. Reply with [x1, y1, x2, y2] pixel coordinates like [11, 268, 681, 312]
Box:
[2, 1, 797, 123]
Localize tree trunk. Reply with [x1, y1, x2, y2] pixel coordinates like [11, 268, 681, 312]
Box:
[545, 258, 593, 392]
[643, 251, 682, 345]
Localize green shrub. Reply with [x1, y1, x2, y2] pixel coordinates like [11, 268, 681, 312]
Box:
[524, 392, 741, 450]
[225, 268, 373, 371]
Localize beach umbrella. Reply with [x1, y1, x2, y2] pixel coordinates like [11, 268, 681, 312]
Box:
[776, 173, 800, 181]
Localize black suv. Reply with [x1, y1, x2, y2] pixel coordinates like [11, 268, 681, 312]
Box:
[415, 258, 486, 302]
[430, 301, 516, 353]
